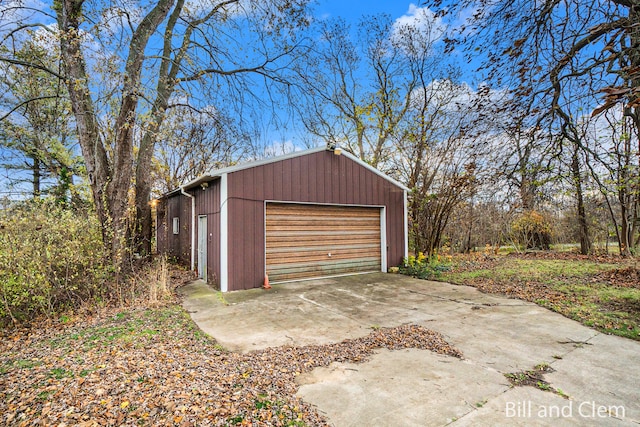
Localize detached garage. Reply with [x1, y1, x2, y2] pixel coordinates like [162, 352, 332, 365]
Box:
[156, 146, 408, 292]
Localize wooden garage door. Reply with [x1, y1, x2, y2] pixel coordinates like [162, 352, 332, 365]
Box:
[266, 203, 382, 282]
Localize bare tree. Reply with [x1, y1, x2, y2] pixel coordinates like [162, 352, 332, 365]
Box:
[0, 37, 79, 201]
[551, 109, 594, 254]
[295, 11, 445, 168]
[152, 106, 252, 195]
[1, 0, 311, 267]
[296, 8, 491, 255]
[430, 0, 639, 254]
[397, 80, 484, 255]
[582, 109, 639, 255]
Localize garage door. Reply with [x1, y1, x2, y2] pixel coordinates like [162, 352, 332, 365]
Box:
[266, 203, 382, 282]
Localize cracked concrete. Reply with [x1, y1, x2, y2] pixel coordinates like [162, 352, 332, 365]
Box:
[180, 273, 640, 426]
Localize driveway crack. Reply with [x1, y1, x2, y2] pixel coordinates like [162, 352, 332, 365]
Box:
[298, 293, 370, 327]
[406, 288, 525, 307]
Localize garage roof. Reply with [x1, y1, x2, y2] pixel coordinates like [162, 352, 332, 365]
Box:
[180, 146, 410, 192]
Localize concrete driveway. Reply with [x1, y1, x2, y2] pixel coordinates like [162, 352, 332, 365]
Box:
[180, 273, 640, 426]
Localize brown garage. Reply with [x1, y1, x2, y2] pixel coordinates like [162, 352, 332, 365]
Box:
[156, 146, 408, 292]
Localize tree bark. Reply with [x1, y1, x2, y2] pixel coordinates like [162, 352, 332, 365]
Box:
[55, 0, 111, 244]
[133, 0, 186, 256]
[32, 155, 41, 198]
[55, 0, 175, 266]
[571, 145, 591, 254]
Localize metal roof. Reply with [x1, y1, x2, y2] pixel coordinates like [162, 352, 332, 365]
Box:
[178, 145, 410, 192]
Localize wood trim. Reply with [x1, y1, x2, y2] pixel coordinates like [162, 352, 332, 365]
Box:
[381, 206, 387, 271]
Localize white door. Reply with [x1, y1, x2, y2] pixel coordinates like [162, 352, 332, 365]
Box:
[198, 215, 207, 281]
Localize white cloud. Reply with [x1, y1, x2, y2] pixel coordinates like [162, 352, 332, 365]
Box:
[263, 140, 299, 157]
[391, 3, 445, 55]
[394, 4, 442, 34]
[0, 0, 48, 26]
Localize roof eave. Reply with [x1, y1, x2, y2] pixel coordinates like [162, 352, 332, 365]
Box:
[181, 175, 219, 191]
[174, 144, 410, 194]
[340, 150, 410, 192]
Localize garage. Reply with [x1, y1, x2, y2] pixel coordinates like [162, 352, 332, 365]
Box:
[265, 203, 383, 282]
[157, 146, 408, 291]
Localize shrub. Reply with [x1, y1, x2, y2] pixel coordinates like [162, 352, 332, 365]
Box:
[511, 210, 552, 250]
[399, 252, 451, 280]
[0, 199, 109, 325]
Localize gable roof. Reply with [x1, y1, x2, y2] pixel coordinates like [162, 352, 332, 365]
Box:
[180, 146, 409, 192]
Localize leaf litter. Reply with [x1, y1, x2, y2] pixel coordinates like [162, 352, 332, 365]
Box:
[1, 305, 461, 426]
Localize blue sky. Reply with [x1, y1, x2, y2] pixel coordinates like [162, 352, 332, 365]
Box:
[316, 0, 411, 21]
[312, 0, 480, 83]
[0, 0, 467, 198]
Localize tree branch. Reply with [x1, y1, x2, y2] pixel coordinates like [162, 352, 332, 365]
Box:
[0, 23, 55, 46]
[0, 96, 62, 122]
[0, 57, 64, 80]
[549, 18, 629, 113]
[178, 58, 280, 82]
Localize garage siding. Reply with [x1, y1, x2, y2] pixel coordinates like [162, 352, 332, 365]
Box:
[265, 203, 382, 282]
[156, 193, 191, 265]
[194, 180, 221, 287]
[226, 150, 405, 291]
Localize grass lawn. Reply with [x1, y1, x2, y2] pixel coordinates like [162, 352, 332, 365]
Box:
[438, 253, 640, 340]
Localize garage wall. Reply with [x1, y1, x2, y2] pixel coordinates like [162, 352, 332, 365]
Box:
[156, 192, 191, 265]
[226, 149, 405, 291]
[193, 179, 221, 287]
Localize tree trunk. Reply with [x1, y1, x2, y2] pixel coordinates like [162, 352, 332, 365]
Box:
[618, 117, 633, 256]
[55, 0, 175, 268]
[134, 130, 159, 257]
[133, 0, 186, 256]
[620, 201, 631, 256]
[571, 146, 591, 254]
[624, 3, 639, 254]
[32, 155, 41, 198]
[55, 0, 112, 245]
[462, 199, 474, 253]
[520, 175, 535, 210]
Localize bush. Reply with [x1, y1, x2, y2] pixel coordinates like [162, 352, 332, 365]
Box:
[0, 199, 109, 325]
[511, 210, 552, 250]
[399, 252, 451, 280]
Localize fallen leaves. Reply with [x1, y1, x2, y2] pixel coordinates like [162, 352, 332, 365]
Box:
[473, 278, 577, 307]
[592, 266, 640, 289]
[0, 306, 461, 426]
